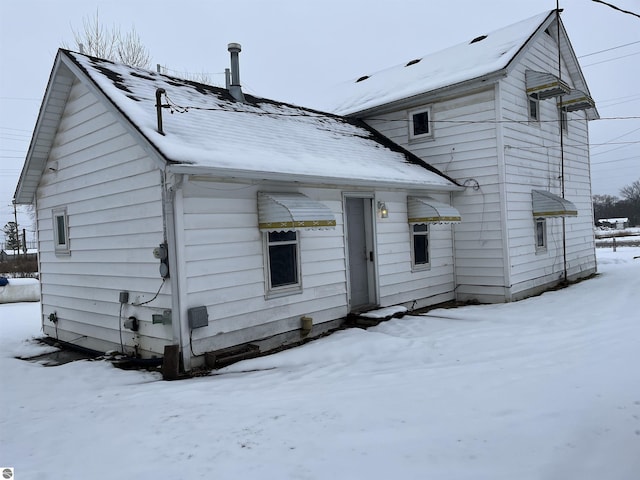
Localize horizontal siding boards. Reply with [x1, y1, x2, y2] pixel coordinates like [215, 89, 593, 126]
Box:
[43, 320, 169, 358]
[181, 182, 349, 346]
[37, 81, 170, 356]
[501, 33, 596, 292]
[375, 192, 456, 307]
[364, 89, 506, 302]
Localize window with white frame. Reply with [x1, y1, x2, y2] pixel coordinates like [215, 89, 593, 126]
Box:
[535, 218, 547, 251]
[529, 96, 540, 122]
[409, 107, 433, 140]
[559, 108, 568, 133]
[411, 224, 430, 269]
[265, 230, 301, 295]
[52, 207, 70, 255]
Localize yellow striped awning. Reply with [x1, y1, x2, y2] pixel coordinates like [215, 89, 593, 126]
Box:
[526, 70, 571, 100]
[532, 190, 578, 217]
[408, 196, 461, 224]
[258, 192, 336, 232]
[559, 89, 595, 112]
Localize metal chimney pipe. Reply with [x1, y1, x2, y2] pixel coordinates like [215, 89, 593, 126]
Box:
[227, 43, 245, 102]
[225, 68, 231, 90]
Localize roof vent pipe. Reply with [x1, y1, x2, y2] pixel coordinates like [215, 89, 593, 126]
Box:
[227, 43, 245, 102]
[225, 68, 231, 90]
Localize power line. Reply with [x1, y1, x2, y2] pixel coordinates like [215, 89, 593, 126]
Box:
[582, 50, 640, 68]
[591, 127, 640, 148]
[592, 0, 640, 19]
[578, 40, 640, 58]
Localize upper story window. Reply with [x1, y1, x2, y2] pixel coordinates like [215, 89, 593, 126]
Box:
[52, 207, 70, 256]
[529, 97, 540, 122]
[535, 218, 547, 252]
[560, 109, 568, 133]
[409, 107, 433, 140]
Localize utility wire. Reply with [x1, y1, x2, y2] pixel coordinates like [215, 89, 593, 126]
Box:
[582, 50, 640, 68]
[592, 0, 640, 19]
[578, 40, 640, 58]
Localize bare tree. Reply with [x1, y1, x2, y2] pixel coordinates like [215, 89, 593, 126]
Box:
[68, 9, 151, 69]
[620, 179, 640, 203]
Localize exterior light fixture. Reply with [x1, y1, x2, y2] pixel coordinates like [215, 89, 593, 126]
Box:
[378, 201, 388, 218]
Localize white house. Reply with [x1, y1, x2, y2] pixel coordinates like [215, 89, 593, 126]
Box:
[14, 47, 463, 370]
[323, 10, 599, 302]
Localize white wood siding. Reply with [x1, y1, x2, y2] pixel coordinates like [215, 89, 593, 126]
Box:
[366, 88, 508, 302]
[500, 30, 596, 297]
[181, 181, 457, 355]
[376, 191, 456, 308]
[181, 182, 348, 354]
[37, 80, 171, 357]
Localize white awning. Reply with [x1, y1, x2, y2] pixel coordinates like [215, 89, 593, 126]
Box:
[559, 89, 595, 112]
[407, 196, 461, 224]
[258, 192, 336, 231]
[532, 190, 578, 217]
[526, 70, 571, 100]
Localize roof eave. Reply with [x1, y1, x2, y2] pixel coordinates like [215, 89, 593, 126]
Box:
[14, 52, 75, 204]
[167, 164, 464, 192]
[342, 69, 508, 118]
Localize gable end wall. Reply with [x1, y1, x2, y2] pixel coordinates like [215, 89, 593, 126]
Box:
[36, 80, 172, 357]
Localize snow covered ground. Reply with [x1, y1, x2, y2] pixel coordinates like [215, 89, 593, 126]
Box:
[1, 248, 639, 480]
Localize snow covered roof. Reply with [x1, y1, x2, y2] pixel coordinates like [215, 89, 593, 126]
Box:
[325, 11, 553, 115]
[61, 51, 458, 191]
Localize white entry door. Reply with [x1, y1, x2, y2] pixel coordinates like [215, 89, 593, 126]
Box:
[345, 197, 376, 311]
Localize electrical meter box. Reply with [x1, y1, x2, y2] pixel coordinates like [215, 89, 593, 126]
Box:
[188, 306, 209, 329]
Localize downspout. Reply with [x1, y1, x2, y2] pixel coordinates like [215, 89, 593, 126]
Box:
[162, 170, 189, 370]
[495, 82, 512, 301]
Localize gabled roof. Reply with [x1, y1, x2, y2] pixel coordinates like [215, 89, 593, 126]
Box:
[15, 50, 460, 204]
[325, 10, 597, 117]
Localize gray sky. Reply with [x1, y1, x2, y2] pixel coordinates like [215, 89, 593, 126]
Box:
[1, 0, 638, 236]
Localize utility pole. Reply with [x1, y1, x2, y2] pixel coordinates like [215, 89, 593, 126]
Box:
[12, 201, 20, 256]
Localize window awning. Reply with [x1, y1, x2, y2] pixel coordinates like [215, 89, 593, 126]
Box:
[558, 89, 595, 112]
[407, 196, 461, 224]
[258, 192, 336, 231]
[526, 70, 571, 100]
[532, 190, 578, 217]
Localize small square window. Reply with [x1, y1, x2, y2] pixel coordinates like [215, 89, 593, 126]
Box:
[529, 97, 539, 122]
[52, 207, 70, 256]
[535, 218, 547, 251]
[265, 230, 302, 296]
[411, 224, 430, 269]
[409, 108, 433, 140]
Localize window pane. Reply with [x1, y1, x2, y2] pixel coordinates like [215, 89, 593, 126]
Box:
[268, 231, 296, 242]
[536, 221, 545, 247]
[529, 98, 538, 120]
[414, 234, 429, 264]
[269, 244, 298, 287]
[56, 216, 66, 245]
[412, 112, 429, 136]
[413, 224, 428, 233]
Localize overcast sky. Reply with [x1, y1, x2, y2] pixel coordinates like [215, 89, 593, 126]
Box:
[1, 0, 638, 236]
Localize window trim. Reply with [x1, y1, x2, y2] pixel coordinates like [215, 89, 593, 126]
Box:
[263, 230, 302, 298]
[535, 218, 547, 252]
[410, 223, 431, 271]
[52, 207, 70, 256]
[408, 107, 433, 140]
